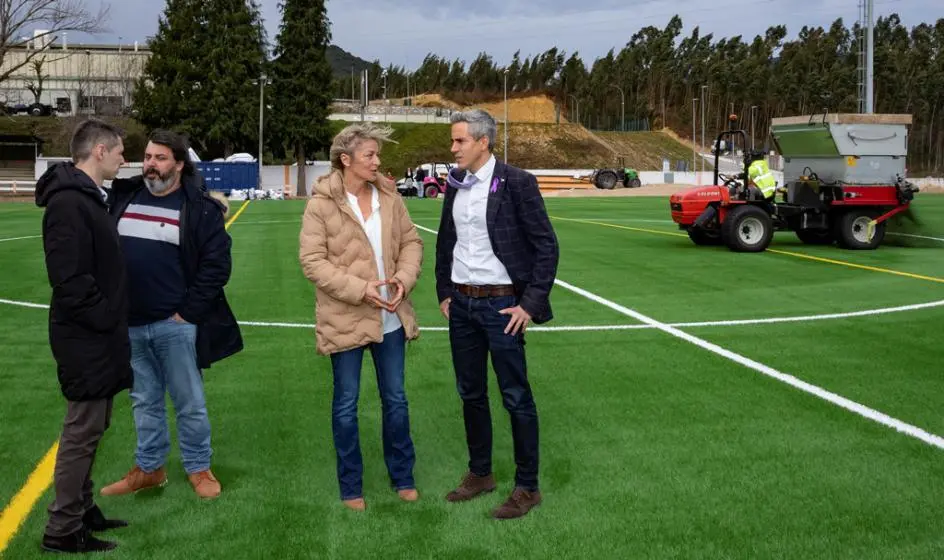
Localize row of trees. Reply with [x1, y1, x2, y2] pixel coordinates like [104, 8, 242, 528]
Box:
[4, 3, 938, 175]
[131, 0, 332, 193]
[338, 15, 944, 173]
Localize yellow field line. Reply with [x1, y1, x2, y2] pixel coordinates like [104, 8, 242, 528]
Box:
[550, 215, 944, 285]
[767, 249, 944, 284]
[0, 197, 250, 555]
[0, 445, 58, 554]
[225, 200, 251, 229]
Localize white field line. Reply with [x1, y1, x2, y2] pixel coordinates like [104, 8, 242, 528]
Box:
[5, 295, 942, 332]
[0, 235, 41, 243]
[887, 232, 944, 243]
[414, 222, 944, 450]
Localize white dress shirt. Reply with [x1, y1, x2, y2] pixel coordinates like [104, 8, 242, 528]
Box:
[347, 186, 402, 335]
[451, 155, 513, 286]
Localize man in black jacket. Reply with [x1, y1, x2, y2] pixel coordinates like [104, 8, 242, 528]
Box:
[100, 130, 242, 500]
[436, 109, 559, 519]
[36, 119, 132, 553]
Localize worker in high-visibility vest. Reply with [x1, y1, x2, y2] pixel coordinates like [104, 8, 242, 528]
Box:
[747, 153, 777, 200]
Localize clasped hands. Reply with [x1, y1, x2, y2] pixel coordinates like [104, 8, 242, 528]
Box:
[362, 279, 406, 312]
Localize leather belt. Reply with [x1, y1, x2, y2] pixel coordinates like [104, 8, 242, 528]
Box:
[454, 284, 515, 298]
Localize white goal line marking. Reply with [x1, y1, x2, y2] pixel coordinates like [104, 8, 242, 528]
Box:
[414, 223, 944, 450]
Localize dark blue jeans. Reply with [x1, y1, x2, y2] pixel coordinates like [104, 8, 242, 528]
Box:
[329, 327, 415, 500]
[449, 291, 539, 491]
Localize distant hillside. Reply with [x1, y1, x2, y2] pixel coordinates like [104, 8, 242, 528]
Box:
[326, 45, 371, 79]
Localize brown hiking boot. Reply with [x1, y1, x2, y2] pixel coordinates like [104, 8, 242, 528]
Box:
[492, 487, 542, 519]
[445, 472, 496, 502]
[100, 466, 167, 496]
[188, 470, 221, 499]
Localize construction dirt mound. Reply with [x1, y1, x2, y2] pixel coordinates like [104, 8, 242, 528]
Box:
[411, 93, 565, 124]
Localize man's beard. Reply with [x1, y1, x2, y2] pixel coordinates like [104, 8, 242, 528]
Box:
[144, 169, 178, 195]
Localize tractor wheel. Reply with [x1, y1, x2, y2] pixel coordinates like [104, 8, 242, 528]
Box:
[594, 170, 618, 190]
[835, 209, 885, 250]
[722, 205, 773, 252]
[629, 177, 642, 188]
[424, 185, 439, 199]
[687, 227, 722, 246]
[795, 229, 834, 245]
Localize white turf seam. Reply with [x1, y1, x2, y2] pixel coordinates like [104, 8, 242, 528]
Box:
[415, 223, 944, 450]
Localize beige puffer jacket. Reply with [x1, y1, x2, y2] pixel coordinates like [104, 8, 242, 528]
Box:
[299, 170, 423, 355]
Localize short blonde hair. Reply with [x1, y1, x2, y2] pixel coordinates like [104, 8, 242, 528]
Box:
[330, 123, 396, 171]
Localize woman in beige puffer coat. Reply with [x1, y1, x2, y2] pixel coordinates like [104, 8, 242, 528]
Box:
[299, 123, 423, 512]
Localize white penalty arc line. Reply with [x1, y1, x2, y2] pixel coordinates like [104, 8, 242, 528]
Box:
[414, 222, 944, 450]
[0, 298, 47, 309]
[0, 235, 41, 243]
[240, 298, 944, 331]
[5, 295, 942, 332]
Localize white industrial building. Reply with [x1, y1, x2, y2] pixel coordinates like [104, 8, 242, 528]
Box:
[0, 31, 150, 116]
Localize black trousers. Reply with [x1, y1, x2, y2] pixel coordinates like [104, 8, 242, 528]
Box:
[449, 291, 539, 491]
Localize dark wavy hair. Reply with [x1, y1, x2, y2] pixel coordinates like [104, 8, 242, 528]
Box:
[147, 129, 196, 176]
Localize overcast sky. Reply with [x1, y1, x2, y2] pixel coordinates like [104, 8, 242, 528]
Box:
[61, 0, 935, 69]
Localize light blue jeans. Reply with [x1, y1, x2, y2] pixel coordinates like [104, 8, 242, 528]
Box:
[129, 318, 212, 474]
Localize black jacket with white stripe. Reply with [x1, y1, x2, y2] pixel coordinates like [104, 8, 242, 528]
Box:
[110, 173, 243, 369]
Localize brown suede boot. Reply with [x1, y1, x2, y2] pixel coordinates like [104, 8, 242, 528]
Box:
[100, 466, 167, 496]
[491, 488, 542, 519]
[445, 472, 497, 502]
[188, 470, 221, 499]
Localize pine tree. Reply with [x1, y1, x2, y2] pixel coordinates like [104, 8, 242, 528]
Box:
[269, 0, 334, 196]
[203, 0, 267, 157]
[133, 0, 265, 159]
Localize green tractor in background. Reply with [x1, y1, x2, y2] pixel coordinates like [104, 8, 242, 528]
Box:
[592, 156, 642, 190]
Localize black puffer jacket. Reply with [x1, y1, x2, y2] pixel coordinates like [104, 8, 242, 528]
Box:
[35, 163, 133, 401]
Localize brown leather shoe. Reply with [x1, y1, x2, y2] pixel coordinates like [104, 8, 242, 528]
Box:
[342, 498, 366, 511]
[397, 489, 419, 502]
[445, 472, 497, 502]
[100, 466, 167, 496]
[491, 487, 542, 519]
[188, 470, 221, 499]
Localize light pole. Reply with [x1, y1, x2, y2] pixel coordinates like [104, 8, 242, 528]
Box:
[692, 97, 698, 177]
[700, 85, 708, 174]
[503, 69, 509, 163]
[568, 94, 579, 126]
[381, 70, 388, 121]
[866, 0, 874, 113]
[610, 84, 625, 131]
[252, 72, 271, 187]
[750, 105, 758, 150]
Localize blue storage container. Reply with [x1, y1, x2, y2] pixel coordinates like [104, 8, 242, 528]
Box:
[194, 162, 259, 193]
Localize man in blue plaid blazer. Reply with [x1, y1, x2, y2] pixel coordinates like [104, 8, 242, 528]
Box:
[435, 109, 559, 520]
